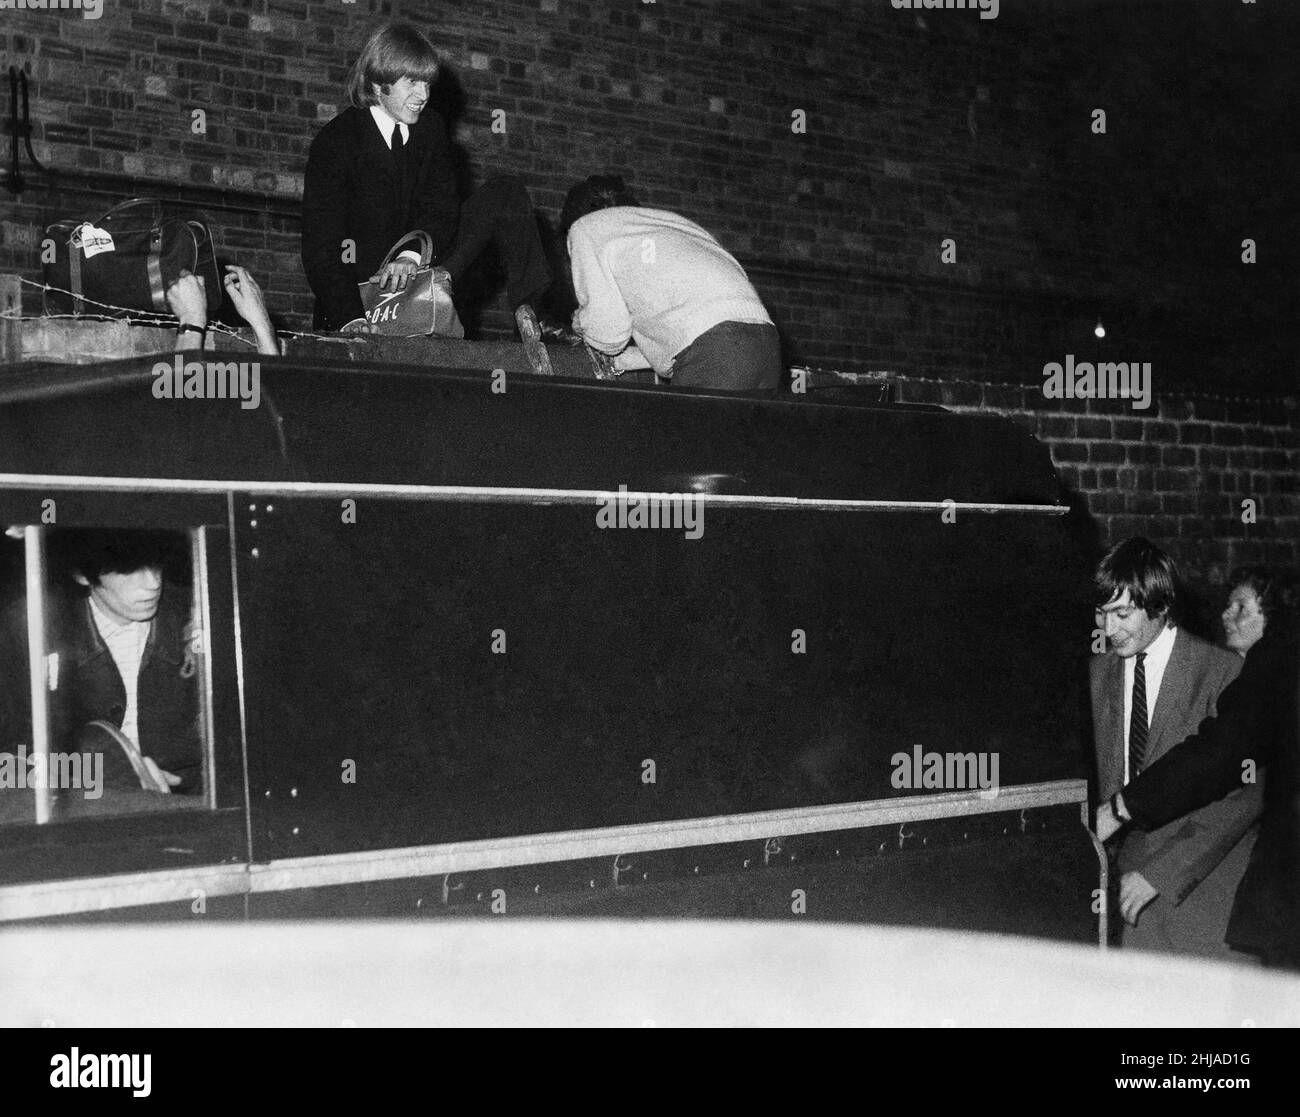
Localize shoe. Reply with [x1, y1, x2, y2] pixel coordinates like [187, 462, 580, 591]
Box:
[538, 319, 582, 346]
[515, 303, 554, 376]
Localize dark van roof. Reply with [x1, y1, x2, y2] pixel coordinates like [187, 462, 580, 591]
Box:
[0, 356, 1062, 510]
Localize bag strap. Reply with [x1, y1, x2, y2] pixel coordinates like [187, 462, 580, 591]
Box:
[377, 229, 433, 271]
[185, 220, 221, 308]
[146, 226, 167, 312]
[68, 237, 85, 315]
[85, 720, 172, 793]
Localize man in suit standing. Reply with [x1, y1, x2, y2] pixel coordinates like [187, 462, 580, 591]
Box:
[301, 23, 552, 368]
[1090, 537, 1258, 957]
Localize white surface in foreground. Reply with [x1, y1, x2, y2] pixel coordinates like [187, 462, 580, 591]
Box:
[3, 921, 1297, 1028]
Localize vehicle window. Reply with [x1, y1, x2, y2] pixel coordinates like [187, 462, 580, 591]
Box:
[0, 526, 211, 825]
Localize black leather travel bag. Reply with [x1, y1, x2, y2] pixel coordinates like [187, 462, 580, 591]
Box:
[43, 197, 222, 318]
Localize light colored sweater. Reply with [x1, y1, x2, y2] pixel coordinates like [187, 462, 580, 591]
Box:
[567, 207, 772, 375]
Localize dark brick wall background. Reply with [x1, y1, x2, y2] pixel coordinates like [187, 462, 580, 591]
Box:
[1, 0, 1296, 584]
[892, 378, 1297, 602]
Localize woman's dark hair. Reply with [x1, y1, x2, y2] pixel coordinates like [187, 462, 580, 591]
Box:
[1227, 565, 1299, 627]
[345, 23, 441, 109]
[559, 175, 640, 239]
[1094, 536, 1180, 622]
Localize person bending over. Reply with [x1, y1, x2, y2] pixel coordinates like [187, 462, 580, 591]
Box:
[559, 174, 782, 392]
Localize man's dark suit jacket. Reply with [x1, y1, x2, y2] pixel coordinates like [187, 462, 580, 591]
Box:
[1124, 625, 1299, 963]
[301, 105, 461, 331]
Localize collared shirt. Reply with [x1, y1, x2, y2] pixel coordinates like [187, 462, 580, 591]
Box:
[88, 596, 151, 748]
[367, 106, 422, 268]
[1122, 621, 1177, 781]
[368, 105, 409, 150]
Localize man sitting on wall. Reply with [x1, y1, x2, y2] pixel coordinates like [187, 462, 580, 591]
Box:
[0, 530, 201, 806]
[301, 21, 553, 370]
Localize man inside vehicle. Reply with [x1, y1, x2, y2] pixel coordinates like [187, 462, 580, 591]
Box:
[0, 529, 201, 809]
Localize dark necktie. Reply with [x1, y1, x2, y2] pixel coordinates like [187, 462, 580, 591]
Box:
[1128, 652, 1148, 777]
[391, 125, 406, 206]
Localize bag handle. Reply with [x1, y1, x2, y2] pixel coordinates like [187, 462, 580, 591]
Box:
[98, 196, 164, 224]
[85, 720, 172, 793]
[376, 229, 433, 272]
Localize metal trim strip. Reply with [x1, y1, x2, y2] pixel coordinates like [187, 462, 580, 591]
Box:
[0, 474, 1066, 515]
[0, 780, 1089, 922]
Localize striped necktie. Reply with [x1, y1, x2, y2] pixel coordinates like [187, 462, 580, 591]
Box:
[1128, 651, 1148, 776]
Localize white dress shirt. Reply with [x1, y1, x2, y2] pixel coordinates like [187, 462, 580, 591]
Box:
[1122, 621, 1177, 781]
[367, 106, 422, 267]
[368, 105, 409, 149]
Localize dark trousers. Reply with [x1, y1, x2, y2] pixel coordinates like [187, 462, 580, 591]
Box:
[669, 321, 782, 391]
[441, 176, 552, 309]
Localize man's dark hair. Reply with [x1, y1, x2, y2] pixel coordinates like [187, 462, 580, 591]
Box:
[1094, 536, 1180, 621]
[51, 530, 188, 589]
[1228, 565, 1300, 628]
[346, 22, 440, 109]
[559, 175, 640, 240]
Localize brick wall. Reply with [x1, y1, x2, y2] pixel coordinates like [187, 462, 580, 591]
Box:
[887, 375, 1300, 589]
[1, 0, 1295, 582]
[2, 1, 1293, 377]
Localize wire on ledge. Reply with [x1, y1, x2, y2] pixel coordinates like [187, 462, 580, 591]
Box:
[13, 277, 270, 349]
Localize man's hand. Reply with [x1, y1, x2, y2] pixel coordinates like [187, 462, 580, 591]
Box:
[222, 265, 278, 356]
[377, 258, 418, 292]
[340, 317, 375, 335]
[142, 757, 181, 795]
[1095, 800, 1123, 842]
[167, 270, 208, 350]
[1119, 871, 1159, 925]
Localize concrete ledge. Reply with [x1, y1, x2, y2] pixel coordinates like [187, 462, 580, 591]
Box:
[7, 312, 894, 399]
[281, 332, 601, 379]
[11, 315, 613, 380]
